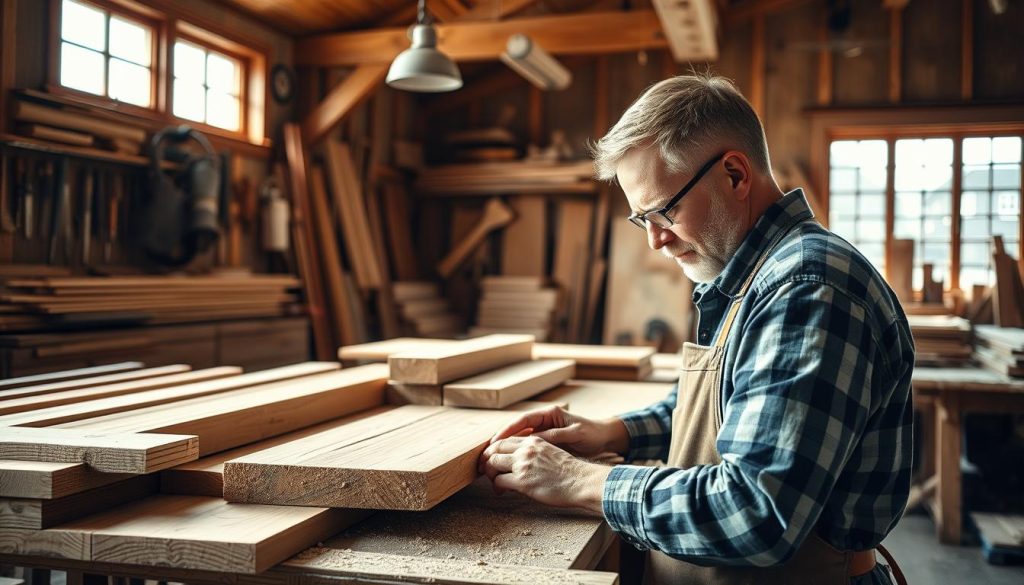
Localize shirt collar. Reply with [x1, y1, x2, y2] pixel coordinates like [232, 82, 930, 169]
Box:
[692, 189, 815, 302]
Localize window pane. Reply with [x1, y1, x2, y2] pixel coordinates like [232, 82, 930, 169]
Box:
[108, 58, 150, 106]
[173, 79, 205, 121]
[829, 141, 860, 167]
[174, 42, 206, 82]
[992, 164, 1021, 189]
[860, 167, 887, 191]
[206, 90, 239, 131]
[858, 218, 885, 240]
[60, 42, 104, 95]
[62, 0, 105, 51]
[962, 165, 990, 189]
[206, 52, 239, 94]
[923, 138, 954, 166]
[830, 168, 857, 192]
[995, 190, 1020, 215]
[895, 192, 921, 217]
[858, 192, 885, 216]
[894, 218, 921, 240]
[830, 194, 856, 217]
[924, 191, 951, 216]
[922, 216, 950, 239]
[960, 266, 993, 289]
[993, 217, 1019, 239]
[992, 136, 1022, 163]
[830, 218, 855, 238]
[963, 137, 991, 165]
[962, 217, 990, 238]
[961, 191, 990, 217]
[961, 242, 989, 265]
[109, 16, 151, 66]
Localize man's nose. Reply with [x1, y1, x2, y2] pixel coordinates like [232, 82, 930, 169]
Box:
[646, 222, 674, 250]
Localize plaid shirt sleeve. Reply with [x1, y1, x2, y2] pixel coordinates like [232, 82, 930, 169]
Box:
[615, 385, 678, 462]
[602, 280, 897, 567]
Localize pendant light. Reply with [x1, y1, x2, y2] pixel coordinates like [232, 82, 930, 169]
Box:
[386, 0, 463, 92]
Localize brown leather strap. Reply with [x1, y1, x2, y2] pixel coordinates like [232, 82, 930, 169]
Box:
[877, 544, 908, 585]
[847, 549, 876, 577]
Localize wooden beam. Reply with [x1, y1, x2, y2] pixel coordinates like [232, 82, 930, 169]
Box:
[536, 379, 673, 420]
[388, 334, 534, 385]
[339, 337, 451, 363]
[750, 14, 766, 119]
[0, 429, 197, 474]
[301, 64, 387, 147]
[223, 406, 521, 510]
[459, 0, 539, 21]
[58, 364, 389, 457]
[816, 8, 833, 107]
[0, 460, 130, 499]
[0, 365, 192, 401]
[0, 363, 143, 391]
[437, 197, 514, 277]
[308, 165, 361, 346]
[888, 6, 903, 103]
[0, 362, 338, 428]
[0, 474, 156, 529]
[961, 0, 973, 101]
[726, 0, 814, 23]
[57, 495, 361, 574]
[443, 359, 575, 409]
[295, 11, 667, 67]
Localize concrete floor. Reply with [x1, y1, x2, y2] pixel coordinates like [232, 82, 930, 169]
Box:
[882, 512, 1024, 584]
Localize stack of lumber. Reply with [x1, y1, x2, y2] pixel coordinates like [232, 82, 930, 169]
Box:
[0, 360, 390, 573]
[445, 126, 520, 163]
[991, 235, 1024, 327]
[534, 343, 655, 381]
[416, 161, 597, 195]
[13, 95, 147, 154]
[908, 315, 973, 366]
[0, 274, 301, 328]
[973, 326, 1024, 378]
[392, 281, 463, 337]
[469, 276, 557, 341]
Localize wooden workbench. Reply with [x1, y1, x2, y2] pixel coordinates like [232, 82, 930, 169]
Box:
[912, 366, 1024, 545]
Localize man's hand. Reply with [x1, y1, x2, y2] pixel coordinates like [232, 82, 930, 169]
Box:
[480, 435, 612, 515]
[487, 405, 630, 459]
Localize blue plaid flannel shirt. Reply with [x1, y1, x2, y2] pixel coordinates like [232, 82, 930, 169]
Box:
[603, 189, 915, 567]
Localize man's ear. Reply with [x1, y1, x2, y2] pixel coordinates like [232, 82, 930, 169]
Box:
[722, 151, 753, 201]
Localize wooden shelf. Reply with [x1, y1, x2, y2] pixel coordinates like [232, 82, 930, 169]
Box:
[415, 160, 598, 196]
[0, 133, 173, 169]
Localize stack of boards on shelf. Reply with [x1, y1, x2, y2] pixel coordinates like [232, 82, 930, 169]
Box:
[908, 315, 973, 366]
[392, 281, 463, 337]
[974, 326, 1024, 378]
[0, 274, 301, 330]
[470, 276, 558, 341]
[339, 336, 656, 381]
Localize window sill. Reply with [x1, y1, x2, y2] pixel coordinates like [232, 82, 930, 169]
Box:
[21, 87, 272, 158]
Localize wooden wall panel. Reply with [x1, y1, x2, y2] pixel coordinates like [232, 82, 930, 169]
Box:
[764, 2, 818, 171]
[545, 60, 596, 156]
[972, 0, 1024, 100]
[903, 0, 962, 102]
[831, 0, 889, 105]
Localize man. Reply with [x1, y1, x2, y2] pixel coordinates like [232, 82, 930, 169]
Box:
[479, 74, 913, 585]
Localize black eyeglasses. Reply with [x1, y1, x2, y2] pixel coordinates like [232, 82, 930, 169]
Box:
[627, 152, 725, 230]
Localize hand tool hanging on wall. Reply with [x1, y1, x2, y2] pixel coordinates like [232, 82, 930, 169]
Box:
[0, 154, 15, 234]
[48, 158, 69, 264]
[81, 168, 93, 264]
[38, 160, 53, 242]
[142, 126, 221, 266]
[18, 158, 34, 240]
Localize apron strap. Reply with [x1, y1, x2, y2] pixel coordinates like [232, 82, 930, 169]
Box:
[712, 220, 804, 348]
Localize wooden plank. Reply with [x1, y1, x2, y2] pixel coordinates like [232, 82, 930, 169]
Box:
[536, 380, 674, 419]
[388, 334, 534, 385]
[0, 526, 90, 559]
[443, 359, 575, 409]
[0, 460, 130, 500]
[223, 406, 521, 510]
[161, 407, 393, 497]
[302, 65, 387, 146]
[339, 337, 451, 363]
[890, 238, 914, 301]
[56, 495, 362, 574]
[0, 474, 157, 529]
[0, 366, 192, 401]
[0, 367, 240, 418]
[308, 165, 360, 346]
[324, 140, 386, 290]
[295, 10, 667, 67]
[438, 198, 514, 278]
[533, 343, 654, 367]
[0, 363, 143, 391]
[0, 362, 340, 428]
[283, 123, 334, 360]
[552, 200, 593, 342]
[57, 365, 389, 457]
[381, 182, 420, 280]
[0, 429, 197, 474]
[386, 382, 444, 406]
[501, 196, 547, 277]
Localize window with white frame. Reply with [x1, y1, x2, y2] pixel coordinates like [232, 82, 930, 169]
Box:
[173, 40, 243, 132]
[59, 0, 154, 107]
[828, 139, 888, 274]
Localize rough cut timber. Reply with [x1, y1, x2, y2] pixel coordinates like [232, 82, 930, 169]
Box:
[0, 362, 340, 428]
[0, 460, 131, 500]
[0, 365, 192, 401]
[0, 474, 157, 529]
[0, 362, 143, 391]
[388, 334, 534, 385]
[223, 406, 520, 510]
[339, 337, 451, 363]
[536, 380, 674, 420]
[0, 428, 198, 474]
[0, 366, 241, 417]
[385, 382, 444, 406]
[443, 359, 575, 409]
[161, 408, 393, 497]
[57, 364, 389, 456]
[54, 495, 364, 573]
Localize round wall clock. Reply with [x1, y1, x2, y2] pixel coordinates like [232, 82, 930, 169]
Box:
[271, 64, 295, 104]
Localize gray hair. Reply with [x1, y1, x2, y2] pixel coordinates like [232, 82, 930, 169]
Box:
[590, 73, 770, 182]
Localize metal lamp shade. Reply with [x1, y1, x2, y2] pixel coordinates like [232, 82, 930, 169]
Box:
[386, 24, 463, 92]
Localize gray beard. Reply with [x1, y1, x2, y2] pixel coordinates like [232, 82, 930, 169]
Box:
[680, 195, 744, 283]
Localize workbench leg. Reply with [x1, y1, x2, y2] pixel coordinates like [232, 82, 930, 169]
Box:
[936, 392, 962, 544]
[918, 399, 936, 482]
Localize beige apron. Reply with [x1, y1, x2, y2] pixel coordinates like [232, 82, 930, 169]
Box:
[645, 232, 871, 585]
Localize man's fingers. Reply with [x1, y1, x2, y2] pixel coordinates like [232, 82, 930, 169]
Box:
[490, 406, 563, 442]
[485, 453, 514, 474]
[493, 471, 520, 494]
[534, 426, 572, 445]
